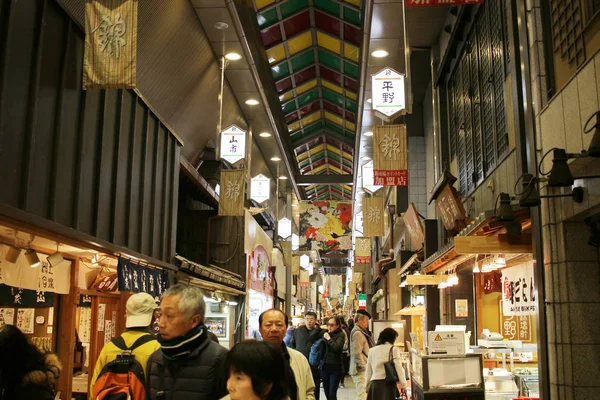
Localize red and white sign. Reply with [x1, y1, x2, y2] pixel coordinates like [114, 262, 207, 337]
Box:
[406, 0, 484, 6]
[502, 262, 536, 316]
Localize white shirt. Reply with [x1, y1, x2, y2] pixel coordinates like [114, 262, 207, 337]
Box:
[365, 343, 408, 389]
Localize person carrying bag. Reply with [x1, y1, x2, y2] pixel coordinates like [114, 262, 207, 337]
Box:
[365, 328, 408, 400]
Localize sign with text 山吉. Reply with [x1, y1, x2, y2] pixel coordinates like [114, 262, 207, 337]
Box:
[372, 67, 405, 120]
[373, 125, 408, 186]
[220, 125, 246, 164]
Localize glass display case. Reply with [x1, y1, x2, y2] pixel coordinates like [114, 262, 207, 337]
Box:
[410, 353, 485, 400]
[514, 374, 539, 398]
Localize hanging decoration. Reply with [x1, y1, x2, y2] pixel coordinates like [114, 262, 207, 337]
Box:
[501, 262, 537, 316]
[373, 124, 408, 186]
[292, 255, 300, 276]
[250, 174, 270, 203]
[218, 169, 246, 216]
[299, 270, 310, 287]
[280, 241, 292, 267]
[83, 0, 138, 89]
[434, 183, 466, 232]
[220, 125, 247, 164]
[355, 237, 372, 264]
[403, 203, 425, 250]
[362, 197, 385, 237]
[298, 201, 353, 251]
[362, 161, 383, 193]
[371, 67, 406, 121]
[278, 217, 292, 239]
[248, 246, 274, 296]
[117, 258, 168, 301]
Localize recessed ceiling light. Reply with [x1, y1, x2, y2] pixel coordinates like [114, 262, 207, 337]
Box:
[361, 156, 371, 161]
[278, 176, 288, 180]
[296, 214, 300, 217]
[371, 49, 389, 58]
[214, 22, 229, 30]
[366, 98, 372, 104]
[271, 156, 281, 161]
[225, 52, 242, 61]
[364, 131, 373, 137]
[259, 132, 271, 137]
[245, 99, 260, 105]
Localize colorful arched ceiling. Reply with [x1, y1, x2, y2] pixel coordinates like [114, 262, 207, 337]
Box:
[254, 0, 363, 201]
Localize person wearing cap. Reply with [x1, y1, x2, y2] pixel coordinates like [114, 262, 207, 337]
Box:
[90, 292, 161, 396]
[349, 309, 375, 400]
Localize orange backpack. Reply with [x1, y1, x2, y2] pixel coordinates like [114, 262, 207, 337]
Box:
[92, 335, 155, 400]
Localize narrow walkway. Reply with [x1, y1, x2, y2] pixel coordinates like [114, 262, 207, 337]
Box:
[319, 375, 356, 400]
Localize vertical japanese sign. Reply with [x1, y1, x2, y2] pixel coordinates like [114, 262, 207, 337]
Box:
[218, 169, 246, 216]
[373, 125, 408, 186]
[84, 0, 138, 89]
[250, 174, 270, 203]
[502, 262, 537, 316]
[292, 255, 300, 276]
[406, 0, 484, 6]
[371, 67, 406, 120]
[435, 184, 466, 231]
[281, 241, 292, 267]
[403, 203, 424, 250]
[220, 125, 247, 164]
[362, 197, 384, 237]
[355, 237, 372, 264]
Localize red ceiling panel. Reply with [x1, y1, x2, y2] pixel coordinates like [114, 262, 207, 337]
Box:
[320, 66, 343, 85]
[346, 111, 356, 122]
[283, 10, 311, 38]
[286, 112, 299, 123]
[299, 100, 321, 117]
[294, 65, 317, 86]
[276, 77, 293, 93]
[344, 76, 358, 92]
[343, 23, 361, 46]
[323, 101, 344, 117]
[315, 10, 341, 37]
[261, 24, 283, 48]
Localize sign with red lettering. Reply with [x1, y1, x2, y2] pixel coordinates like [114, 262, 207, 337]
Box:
[406, 0, 484, 6]
[373, 124, 408, 186]
[502, 262, 536, 316]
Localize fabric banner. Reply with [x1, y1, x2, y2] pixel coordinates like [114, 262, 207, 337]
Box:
[352, 272, 363, 284]
[362, 197, 385, 237]
[292, 255, 300, 276]
[281, 241, 292, 266]
[0, 284, 55, 308]
[84, 0, 138, 89]
[373, 125, 408, 186]
[299, 201, 352, 251]
[219, 169, 246, 216]
[299, 270, 310, 287]
[348, 282, 357, 296]
[117, 257, 168, 301]
[355, 237, 372, 264]
[248, 246, 274, 296]
[502, 262, 537, 316]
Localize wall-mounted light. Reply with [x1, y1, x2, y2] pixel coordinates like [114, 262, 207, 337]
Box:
[585, 214, 600, 248]
[5, 246, 22, 264]
[584, 110, 600, 157]
[25, 249, 40, 268]
[47, 242, 64, 267]
[515, 173, 585, 209]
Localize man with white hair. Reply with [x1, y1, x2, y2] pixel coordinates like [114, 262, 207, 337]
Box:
[146, 284, 228, 399]
[349, 310, 375, 400]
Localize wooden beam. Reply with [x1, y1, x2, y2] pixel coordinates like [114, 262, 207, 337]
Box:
[57, 258, 80, 400]
[407, 275, 444, 285]
[454, 234, 532, 254]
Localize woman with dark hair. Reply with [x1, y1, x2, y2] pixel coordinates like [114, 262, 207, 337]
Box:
[320, 316, 346, 400]
[0, 324, 62, 399]
[222, 340, 289, 400]
[365, 328, 407, 400]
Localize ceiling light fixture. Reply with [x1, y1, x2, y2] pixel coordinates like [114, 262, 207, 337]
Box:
[214, 22, 229, 30]
[245, 99, 260, 105]
[361, 156, 371, 161]
[224, 52, 242, 61]
[364, 131, 373, 137]
[271, 156, 281, 161]
[371, 49, 389, 58]
[25, 249, 40, 268]
[366, 98, 372, 104]
[278, 176, 288, 180]
[259, 132, 271, 138]
[5, 246, 21, 264]
[47, 242, 64, 267]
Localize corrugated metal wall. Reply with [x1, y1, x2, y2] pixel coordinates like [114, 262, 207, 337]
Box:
[0, 0, 181, 263]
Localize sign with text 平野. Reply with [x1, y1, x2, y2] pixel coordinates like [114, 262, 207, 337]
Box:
[406, 0, 484, 6]
[373, 125, 408, 186]
[372, 67, 406, 120]
[220, 125, 246, 164]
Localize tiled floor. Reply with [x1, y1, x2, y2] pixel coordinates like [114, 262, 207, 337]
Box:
[318, 375, 357, 400]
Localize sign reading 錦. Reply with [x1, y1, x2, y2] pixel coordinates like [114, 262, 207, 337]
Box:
[218, 169, 246, 216]
[373, 125, 408, 186]
[371, 67, 406, 120]
[362, 197, 385, 237]
[406, 0, 484, 6]
[435, 184, 466, 231]
[502, 262, 537, 316]
[220, 125, 246, 164]
[355, 237, 372, 264]
[250, 174, 270, 203]
[362, 161, 383, 193]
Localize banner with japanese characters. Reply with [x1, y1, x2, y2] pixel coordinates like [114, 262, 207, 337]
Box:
[355, 237, 372, 264]
[219, 169, 246, 216]
[292, 255, 300, 276]
[362, 197, 385, 237]
[502, 262, 537, 316]
[299, 201, 353, 251]
[371, 67, 406, 120]
[84, 0, 138, 89]
[117, 257, 169, 301]
[373, 125, 408, 186]
[299, 270, 310, 287]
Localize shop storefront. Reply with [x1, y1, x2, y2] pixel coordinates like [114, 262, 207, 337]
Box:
[246, 245, 274, 339]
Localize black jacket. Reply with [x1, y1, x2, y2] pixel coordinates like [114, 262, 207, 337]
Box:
[322, 329, 345, 369]
[146, 333, 228, 400]
[1, 353, 61, 400]
[289, 325, 324, 359]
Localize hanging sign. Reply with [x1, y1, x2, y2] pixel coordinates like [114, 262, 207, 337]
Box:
[220, 125, 247, 164]
[299, 270, 310, 287]
[403, 203, 425, 250]
[358, 293, 367, 310]
[355, 237, 372, 264]
[278, 217, 292, 239]
[373, 124, 408, 186]
[117, 258, 168, 301]
[83, 0, 138, 89]
[362, 161, 382, 193]
[250, 174, 270, 203]
[299, 201, 353, 251]
[371, 67, 406, 120]
[292, 255, 300, 276]
[281, 241, 292, 266]
[362, 197, 385, 237]
[502, 262, 537, 316]
[248, 246, 274, 296]
[406, 0, 484, 6]
[435, 184, 466, 231]
[218, 169, 246, 216]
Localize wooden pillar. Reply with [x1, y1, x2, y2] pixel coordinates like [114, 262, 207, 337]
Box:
[57, 258, 80, 399]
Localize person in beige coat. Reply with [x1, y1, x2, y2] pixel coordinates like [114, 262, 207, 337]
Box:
[349, 310, 375, 400]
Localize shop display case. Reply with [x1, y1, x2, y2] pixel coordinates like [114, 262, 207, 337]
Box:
[513, 374, 540, 398]
[483, 374, 518, 399]
[410, 353, 485, 400]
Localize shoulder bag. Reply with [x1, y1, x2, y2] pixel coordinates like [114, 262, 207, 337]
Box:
[384, 346, 399, 382]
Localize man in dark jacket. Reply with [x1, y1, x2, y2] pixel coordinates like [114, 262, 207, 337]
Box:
[146, 284, 228, 400]
[289, 311, 324, 400]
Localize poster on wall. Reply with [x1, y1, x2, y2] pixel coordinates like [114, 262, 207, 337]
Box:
[205, 316, 227, 338]
[248, 246, 274, 296]
[0, 308, 15, 326]
[16, 308, 35, 334]
[299, 201, 353, 251]
[502, 262, 537, 316]
[78, 307, 92, 343]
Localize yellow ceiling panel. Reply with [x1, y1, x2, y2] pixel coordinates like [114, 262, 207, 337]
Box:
[296, 79, 317, 95]
[345, 121, 356, 131]
[297, 151, 310, 162]
[317, 32, 341, 55]
[322, 80, 343, 94]
[267, 44, 286, 65]
[279, 91, 294, 103]
[344, 0, 360, 7]
[301, 112, 321, 127]
[345, 91, 357, 100]
[344, 43, 360, 62]
[309, 143, 325, 156]
[312, 164, 327, 175]
[288, 31, 312, 56]
[325, 111, 344, 127]
[288, 120, 301, 133]
[326, 144, 342, 156]
[329, 165, 342, 174]
[343, 184, 352, 192]
[255, 0, 276, 10]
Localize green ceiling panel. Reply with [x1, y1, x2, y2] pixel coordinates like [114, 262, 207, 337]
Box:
[282, 100, 297, 114]
[318, 50, 341, 72]
[291, 51, 315, 71]
[311, 152, 326, 163]
[315, 0, 341, 18]
[272, 62, 290, 81]
[343, 7, 361, 26]
[344, 61, 358, 79]
[304, 121, 323, 135]
[329, 153, 341, 163]
[258, 8, 279, 28]
[323, 88, 344, 108]
[281, 0, 309, 18]
[290, 131, 303, 142]
[326, 121, 344, 135]
[297, 89, 319, 108]
[299, 158, 311, 168]
[345, 98, 357, 112]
